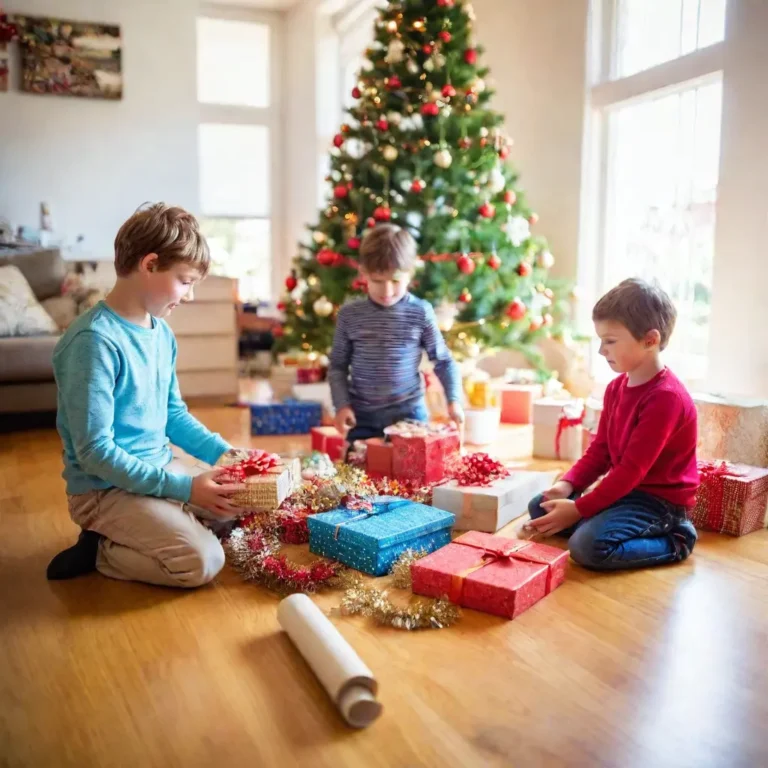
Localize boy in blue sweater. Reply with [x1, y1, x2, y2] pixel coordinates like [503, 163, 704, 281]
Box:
[47, 204, 244, 587]
[329, 224, 463, 441]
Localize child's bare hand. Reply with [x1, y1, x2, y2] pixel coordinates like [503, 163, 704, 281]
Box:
[527, 498, 581, 536]
[543, 480, 574, 501]
[190, 469, 245, 517]
[448, 402, 465, 426]
[335, 406, 357, 437]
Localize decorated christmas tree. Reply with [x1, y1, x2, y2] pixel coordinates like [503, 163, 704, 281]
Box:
[274, 0, 571, 370]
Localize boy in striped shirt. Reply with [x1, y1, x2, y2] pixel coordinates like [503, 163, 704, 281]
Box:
[329, 224, 463, 442]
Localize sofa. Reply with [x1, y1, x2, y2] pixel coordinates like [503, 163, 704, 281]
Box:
[0, 247, 70, 414]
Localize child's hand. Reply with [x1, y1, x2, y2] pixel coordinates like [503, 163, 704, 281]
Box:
[448, 402, 465, 426]
[190, 469, 245, 517]
[335, 406, 357, 437]
[527, 498, 581, 536]
[542, 480, 574, 501]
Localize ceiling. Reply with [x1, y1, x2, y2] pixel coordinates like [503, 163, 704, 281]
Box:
[205, 0, 300, 9]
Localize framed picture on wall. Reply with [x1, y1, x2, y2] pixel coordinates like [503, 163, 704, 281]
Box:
[13, 15, 122, 100]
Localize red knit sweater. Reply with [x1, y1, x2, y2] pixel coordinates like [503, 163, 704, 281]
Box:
[563, 368, 699, 518]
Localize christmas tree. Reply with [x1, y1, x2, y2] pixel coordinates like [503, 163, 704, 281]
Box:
[274, 0, 570, 370]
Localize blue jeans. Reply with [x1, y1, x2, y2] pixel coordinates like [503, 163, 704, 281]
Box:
[346, 399, 429, 444]
[528, 490, 697, 571]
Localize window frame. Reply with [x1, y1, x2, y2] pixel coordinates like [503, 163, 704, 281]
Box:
[197, 4, 284, 303]
[579, 0, 726, 386]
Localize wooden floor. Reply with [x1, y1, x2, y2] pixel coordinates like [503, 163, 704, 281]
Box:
[3, 406, 768, 768]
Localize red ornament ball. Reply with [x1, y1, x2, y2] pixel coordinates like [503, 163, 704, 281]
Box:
[437, 0, 455, 6]
[376, 118, 389, 132]
[439, 31, 452, 43]
[458, 136, 472, 149]
[333, 184, 349, 199]
[457, 254, 475, 275]
[386, 75, 402, 90]
[529, 212, 540, 225]
[506, 298, 527, 321]
[442, 84, 457, 98]
[341, 123, 351, 133]
[504, 190, 517, 205]
[464, 48, 478, 65]
[543, 313, 554, 327]
[351, 86, 361, 99]
[317, 249, 338, 266]
[366, 217, 377, 228]
[272, 325, 284, 338]
[276, 301, 286, 311]
[499, 145, 511, 160]
[479, 137, 488, 148]
[517, 261, 533, 277]
[285, 275, 298, 291]
[422, 43, 435, 55]
[479, 202, 496, 219]
[487, 253, 502, 270]
[529, 316, 544, 332]
[373, 206, 391, 222]
[459, 289, 472, 304]
[351, 276, 368, 291]
[410, 178, 426, 193]
[421, 102, 440, 117]
[333, 134, 344, 148]
[347, 237, 361, 250]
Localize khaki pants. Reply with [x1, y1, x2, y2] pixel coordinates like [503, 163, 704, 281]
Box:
[67, 457, 227, 589]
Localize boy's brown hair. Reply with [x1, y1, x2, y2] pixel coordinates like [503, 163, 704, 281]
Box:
[359, 224, 417, 274]
[593, 278, 677, 350]
[114, 203, 210, 278]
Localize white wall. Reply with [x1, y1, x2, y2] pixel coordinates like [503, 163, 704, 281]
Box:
[0, 0, 199, 260]
[473, 0, 589, 282]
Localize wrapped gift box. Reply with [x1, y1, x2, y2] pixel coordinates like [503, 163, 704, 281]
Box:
[464, 407, 501, 446]
[296, 365, 326, 384]
[693, 394, 768, 467]
[533, 398, 584, 461]
[386, 422, 461, 485]
[690, 461, 768, 536]
[219, 455, 302, 513]
[411, 531, 569, 619]
[308, 496, 454, 576]
[499, 383, 543, 424]
[310, 426, 346, 462]
[250, 400, 322, 435]
[433, 471, 559, 532]
[366, 438, 393, 479]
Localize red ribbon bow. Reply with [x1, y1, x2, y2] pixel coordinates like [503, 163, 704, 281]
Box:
[696, 460, 746, 533]
[556, 409, 584, 460]
[220, 450, 281, 482]
[448, 537, 554, 603]
[447, 452, 509, 487]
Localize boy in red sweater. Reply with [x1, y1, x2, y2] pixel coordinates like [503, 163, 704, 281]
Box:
[527, 278, 699, 570]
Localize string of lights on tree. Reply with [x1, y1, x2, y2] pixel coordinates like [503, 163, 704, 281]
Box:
[274, 0, 573, 367]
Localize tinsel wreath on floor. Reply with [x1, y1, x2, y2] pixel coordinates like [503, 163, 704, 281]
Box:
[224, 464, 460, 630]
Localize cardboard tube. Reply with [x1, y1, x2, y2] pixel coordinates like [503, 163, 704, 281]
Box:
[277, 593, 382, 729]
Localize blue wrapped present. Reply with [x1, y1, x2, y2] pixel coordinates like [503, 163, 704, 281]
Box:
[250, 399, 323, 435]
[307, 496, 454, 576]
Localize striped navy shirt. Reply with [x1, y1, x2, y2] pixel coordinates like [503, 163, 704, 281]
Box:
[328, 293, 461, 412]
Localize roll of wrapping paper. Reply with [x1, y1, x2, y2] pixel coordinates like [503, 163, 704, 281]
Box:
[277, 594, 382, 729]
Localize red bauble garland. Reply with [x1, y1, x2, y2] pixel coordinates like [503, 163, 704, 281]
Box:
[448, 453, 509, 487]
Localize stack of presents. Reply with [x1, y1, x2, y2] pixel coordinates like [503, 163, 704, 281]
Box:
[249, 361, 768, 613]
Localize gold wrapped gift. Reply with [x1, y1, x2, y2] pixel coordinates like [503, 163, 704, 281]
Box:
[218, 451, 302, 512]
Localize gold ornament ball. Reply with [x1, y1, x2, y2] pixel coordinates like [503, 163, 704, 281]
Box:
[313, 296, 334, 318]
[312, 231, 326, 244]
[382, 145, 399, 161]
[386, 20, 398, 33]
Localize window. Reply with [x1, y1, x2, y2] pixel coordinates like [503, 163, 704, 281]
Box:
[581, 0, 726, 384]
[196, 12, 277, 303]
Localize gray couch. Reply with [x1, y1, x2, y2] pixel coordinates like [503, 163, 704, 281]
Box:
[0, 247, 67, 414]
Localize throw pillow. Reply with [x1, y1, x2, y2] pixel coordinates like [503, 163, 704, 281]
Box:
[0, 265, 60, 337]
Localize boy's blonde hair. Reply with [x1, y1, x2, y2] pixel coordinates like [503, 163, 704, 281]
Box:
[114, 203, 210, 278]
[359, 224, 417, 274]
[593, 278, 677, 350]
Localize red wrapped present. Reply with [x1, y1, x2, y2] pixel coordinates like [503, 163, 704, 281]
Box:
[499, 383, 543, 424]
[385, 421, 460, 485]
[366, 438, 393, 479]
[310, 426, 346, 462]
[297, 366, 325, 384]
[690, 460, 768, 536]
[411, 531, 569, 619]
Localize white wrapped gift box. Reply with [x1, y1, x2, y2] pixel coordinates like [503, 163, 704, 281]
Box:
[533, 398, 584, 461]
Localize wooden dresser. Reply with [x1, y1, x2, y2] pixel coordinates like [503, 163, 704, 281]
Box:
[166, 276, 238, 403]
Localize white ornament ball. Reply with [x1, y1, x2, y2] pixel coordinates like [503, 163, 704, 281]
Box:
[361, 59, 374, 72]
[382, 145, 399, 162]
[434, 148, 453, 169]
[479, 127, 489, 138]
[489, 167, 506, 194]
[406, 59, 419, 75]
[474, 78, 486, 92]
[312, 231, 327, 245]
[411, 114, 424, 130]
[424, 58, 435, 72]
[313, 296, 334, 318]
[387, 111, 402, 126]
[538, 250, 555, 269]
